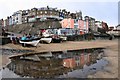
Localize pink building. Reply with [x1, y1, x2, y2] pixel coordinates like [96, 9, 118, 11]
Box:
[61, 18, 74, 29]
[78, 20, 89, 34]
[61, 18, 89, 35]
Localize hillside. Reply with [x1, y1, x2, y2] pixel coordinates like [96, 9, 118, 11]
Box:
[6, 20, 62, 35]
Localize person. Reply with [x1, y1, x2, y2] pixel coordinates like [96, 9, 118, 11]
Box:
[21, 35, 27, 40]
[10, 34, 17, 44]
[26, 33, 32, 40]
[109, 35, 113, 40]
[21, 35, 27, 47]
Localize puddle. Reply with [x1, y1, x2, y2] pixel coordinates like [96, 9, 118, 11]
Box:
[1, 48, 108, 78]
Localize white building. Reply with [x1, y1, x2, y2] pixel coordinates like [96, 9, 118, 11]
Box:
[8, 16, 12, 25]
[95, 21, 102, 28]
[12, 10, 22, 24]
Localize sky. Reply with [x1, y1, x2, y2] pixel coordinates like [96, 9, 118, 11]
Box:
[0, 0, 119, 26]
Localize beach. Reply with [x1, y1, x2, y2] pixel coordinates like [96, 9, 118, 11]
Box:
[0, 39, 119, 78]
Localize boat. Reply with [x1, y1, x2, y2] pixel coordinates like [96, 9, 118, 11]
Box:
[19, 39, 40, 47]
[60, 36, 67, 41]
[52, 38, 62, 43]
[51, 35, 62, 43]
[40, 37, 52, 44]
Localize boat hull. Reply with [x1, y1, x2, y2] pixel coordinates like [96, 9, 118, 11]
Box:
[19, 40, 40, 47]
[52, 38, 62, 43]
[40, 38, 52, 44]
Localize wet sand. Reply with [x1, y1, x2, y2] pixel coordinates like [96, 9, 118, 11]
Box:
[0, 39, 119, 78]
[88, 42, 118, 78]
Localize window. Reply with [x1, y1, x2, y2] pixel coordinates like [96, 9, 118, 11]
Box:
[75, 56, 79, 61]
[40, 11, 42, 14]
[16, 17, 18, 20]
[45, 11, 47, 14]
[84, 21, 86, 27]
[37, 12, 39, 14]
[54, 12, 56, 15]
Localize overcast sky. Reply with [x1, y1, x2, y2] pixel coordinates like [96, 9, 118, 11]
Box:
[0, 0, 119, 26]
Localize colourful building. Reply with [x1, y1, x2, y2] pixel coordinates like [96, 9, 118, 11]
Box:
[61, 18, 74, 29]
[63, 58, 76, 68]
[78, 19, 89, 34]
[61, 18, 89, 34]
[63, 53, 91, 68]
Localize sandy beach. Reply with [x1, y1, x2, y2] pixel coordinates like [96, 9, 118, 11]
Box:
[0, 39, 119, 78]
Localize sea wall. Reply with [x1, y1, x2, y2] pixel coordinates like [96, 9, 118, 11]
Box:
[0, 37, 11, 45]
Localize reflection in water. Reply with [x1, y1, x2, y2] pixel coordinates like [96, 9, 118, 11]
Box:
[3, 48, 108, 78]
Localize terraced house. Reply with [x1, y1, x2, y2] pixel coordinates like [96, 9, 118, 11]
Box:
[3, 6, 70, 26]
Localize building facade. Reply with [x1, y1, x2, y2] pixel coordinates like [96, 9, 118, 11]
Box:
[0, 19, 4, 27]
[61, 17, 89, 34]
[4, 19, 9, 27]
[22, 10, 30, 23]
[78, 19, 89, 34]
[63, 53, 92, 68]
[101, 21, 109, 31]
[84, 16, 97, 32]
[12, 10, 22, 24]
[28, 6, 65, 22]
[76, 11, 82, 20]
[61, 18, 74, 28]
[95, 21, 102, 28]
[8, 16, 12, 25]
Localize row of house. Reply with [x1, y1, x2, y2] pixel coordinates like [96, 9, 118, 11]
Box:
[61, 16, 108, 34]
[0, 6, 82, 27]
[0, 6, 109, 35]
[107, 24, 120, 36]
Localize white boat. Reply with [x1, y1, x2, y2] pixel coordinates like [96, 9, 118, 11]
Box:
[19, 39, 40, 47]
[40, 38, 52, 44]
[60, 36, 67, 41]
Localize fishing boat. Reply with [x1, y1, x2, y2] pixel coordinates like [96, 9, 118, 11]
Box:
[40, 37, 52, 44]
[19, 39, 40, 47]
[51, 35, 62, 43]
[60, 36, 67, 41]
[52, 38, 62, 43]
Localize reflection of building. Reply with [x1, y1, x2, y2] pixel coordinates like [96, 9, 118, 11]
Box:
[7, 48, 104, 78]
[63, 53, 100, 68]
[7, 58, 69, 78]
[63, 58, 76, 68]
